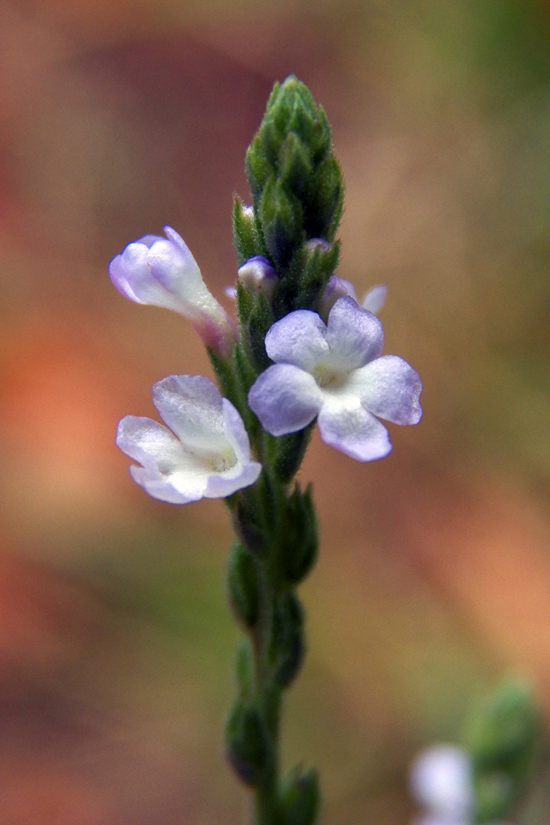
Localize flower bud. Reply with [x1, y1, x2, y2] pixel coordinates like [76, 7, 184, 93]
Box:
[237, 256, 278, 298]
[318, 275, 357, 320]
[226, 541, 260, 628]
[268, 591, 305, 688]
[280, 765, 320, 825]
[109, 226, 237, 356]
[225, 699, 269, 787]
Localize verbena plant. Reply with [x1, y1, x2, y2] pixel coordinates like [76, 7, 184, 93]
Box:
[108, 77, 537, 825]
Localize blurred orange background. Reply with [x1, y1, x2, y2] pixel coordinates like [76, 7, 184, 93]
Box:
[1, 0, 550, 822]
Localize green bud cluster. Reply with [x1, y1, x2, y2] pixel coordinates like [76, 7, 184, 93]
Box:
[233, 75, 343, 328]
[463, 679, 538, 823]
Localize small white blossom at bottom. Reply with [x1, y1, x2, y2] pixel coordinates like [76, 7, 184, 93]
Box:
[248, 297, 422, 461]
[409, 746, 515, 825]
[116, 375, 261, 503]
[410, 746, 474, 821]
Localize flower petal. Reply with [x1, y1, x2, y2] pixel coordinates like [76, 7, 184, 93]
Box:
[152, 375, 229, 456]
[410, 746, 473, 819]
[349, 355, 423, 424]
[265, 310, 329, 371]
[361, 284, 387, 314]
[326, 296, 384, 370]
[129, 466, 201, 504]
[319, 275, 358, 320]
[317, 399, 392, 461]
[116, 415, 188, 470]
[116, 416, 210, 502]
[248, 364, 323, 436]
[204, 460, 262, 499]
[222, 398, 252, 464]
[109, 242, 184, 312]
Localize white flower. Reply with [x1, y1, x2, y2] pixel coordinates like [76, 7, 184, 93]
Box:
[116, 375, 261, 503]
[109, 226, 237, 356]
[248, 297, 422, 461]
[410, 746, 474, 821]
[409, 746, 515, 825]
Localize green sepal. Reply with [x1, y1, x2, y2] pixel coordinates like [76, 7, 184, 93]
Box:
[463, 678, 537, 823]
[304, 156, 343, 242]
[235, 637, 255, 699]
[243, 290, 274, 372]
[233, 197, 262, 266]
[233, 489, 268, 556]
[268, 425, 314, 484]
[268, 591, 305, 688]
[226, 541, 261, 629]
[207, 347, 239, 410]
[267, 77, 331, 166]
[279, 132, 313, 199]
[280, 483, 318, 585]
[245, 133, 272, 202]
[277, 239, 340, 316]
[280, 765, 320, 825]
[260, 176, 304, 269]
[225, 699, 269, 787]
[236, 280, 253, 327]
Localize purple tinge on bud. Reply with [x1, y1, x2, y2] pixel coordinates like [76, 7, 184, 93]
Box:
[237, 256, 278, 298]
[306, 238, 331, 253]
[319, 275, 358, 320]
[240, 204, 254, 220]
[109, 226, 237, 356]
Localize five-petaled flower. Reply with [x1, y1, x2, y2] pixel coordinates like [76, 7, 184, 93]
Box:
[116, 375, 262, 504]
[248, 296, 422, 461]
[109, 226, 237, 357]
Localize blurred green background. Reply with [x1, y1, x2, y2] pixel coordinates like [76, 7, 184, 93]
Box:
[1, 0, 550, 822]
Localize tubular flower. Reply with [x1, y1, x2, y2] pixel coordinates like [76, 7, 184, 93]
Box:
[248, 296, 422, 461]
[116, 375, 261, 503]
[109, 226, 237, 356]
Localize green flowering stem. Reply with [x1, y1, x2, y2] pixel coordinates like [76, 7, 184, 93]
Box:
[252, 559, 283, 825]
[223, 74, 337, 825]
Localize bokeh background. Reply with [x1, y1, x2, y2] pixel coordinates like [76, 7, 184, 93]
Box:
[1, 0, 550, 822]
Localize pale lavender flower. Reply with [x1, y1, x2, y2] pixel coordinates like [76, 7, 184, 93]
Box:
[109, 226, 237, 356]
[248, 296, 422, 461]
[410, 746, 474, 821]
[116, 375, 261, 504]
[319, 275, 387, 319]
